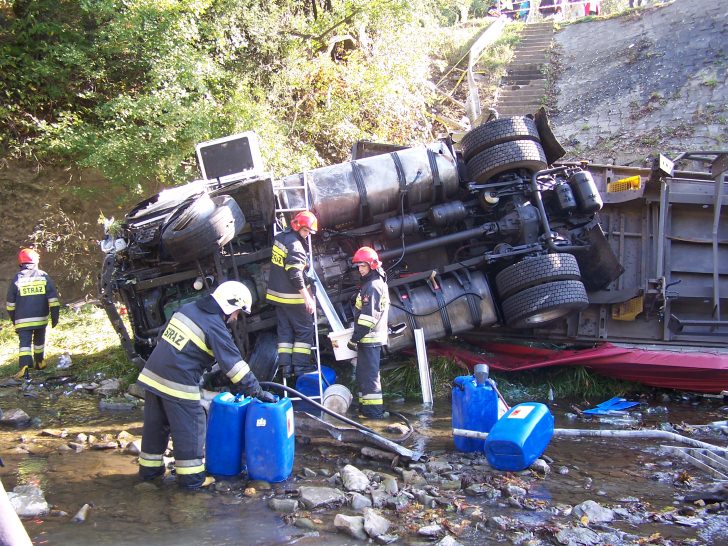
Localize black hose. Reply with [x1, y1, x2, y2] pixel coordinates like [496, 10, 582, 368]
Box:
[259, 381, 413, 443]
[389, 291, 483, 317]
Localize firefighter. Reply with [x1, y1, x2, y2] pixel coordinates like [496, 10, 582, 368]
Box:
[137, 281, 275, 489]
[5, 248, 60, 380]
[266, 210, 318, 379]
[347, 247, 390, 419]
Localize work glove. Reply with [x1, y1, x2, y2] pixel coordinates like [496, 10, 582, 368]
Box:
[255, 390, 277, 404]
[347, 340, 358, 352]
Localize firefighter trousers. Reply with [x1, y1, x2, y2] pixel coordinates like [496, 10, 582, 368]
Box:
[139, 391, 206, 488]
[275, 305, 315, 376]
[356, 344, 385, 418]
[17, 327, 46, 370]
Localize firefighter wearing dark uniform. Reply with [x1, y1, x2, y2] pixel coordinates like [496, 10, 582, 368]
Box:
[137, 281, 275, 489]
[266, 211, 318, 379]
[5, 248, 60, 380]
[347, 247, 390, 419]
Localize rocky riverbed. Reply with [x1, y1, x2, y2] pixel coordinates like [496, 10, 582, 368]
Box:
[1, 376, 728, 545]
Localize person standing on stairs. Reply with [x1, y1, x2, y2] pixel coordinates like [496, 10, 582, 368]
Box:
[266, 210, 318, 379]
[346, 247, 390, 419]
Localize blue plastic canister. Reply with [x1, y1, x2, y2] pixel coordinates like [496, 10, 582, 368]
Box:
[245, 396, 295, 482]
[484, 402, 554, 471]
[451, 374, 499, 452]
[294, 365, 336, 412]
[205, 392, 252, 476]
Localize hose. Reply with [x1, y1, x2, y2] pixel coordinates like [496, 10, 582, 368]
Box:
[260, 381, 413, 444]
[389, 291, 483, 317]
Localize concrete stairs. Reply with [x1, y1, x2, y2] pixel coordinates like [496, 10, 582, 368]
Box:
[495, 22, 554, 117]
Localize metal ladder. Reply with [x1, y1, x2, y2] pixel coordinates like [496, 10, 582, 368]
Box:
[273, 171, 326, 406]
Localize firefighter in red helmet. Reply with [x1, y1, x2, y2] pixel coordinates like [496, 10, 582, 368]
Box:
[266, 211, 318, 379]
[347, 246, 390, 419]
[5, 248, 61, 380]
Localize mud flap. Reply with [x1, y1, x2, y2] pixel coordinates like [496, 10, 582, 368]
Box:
[575, 221, 625, 291]
[534, 107, 566, 165]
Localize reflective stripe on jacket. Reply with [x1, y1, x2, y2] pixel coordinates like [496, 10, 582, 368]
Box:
[137, 295, 260, 403]
[266, 230, 308, 305]
[352, 270, 389, 346]
[5, 265, 60, 329]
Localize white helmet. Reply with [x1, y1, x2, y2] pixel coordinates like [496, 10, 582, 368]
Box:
[212, 281, 252, 315]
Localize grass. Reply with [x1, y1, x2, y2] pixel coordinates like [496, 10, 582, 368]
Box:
[382, 354, 649, 404]
[0, 305, 139, 386]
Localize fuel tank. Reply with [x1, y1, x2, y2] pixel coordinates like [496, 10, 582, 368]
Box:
[278, 142, 460, 228]
[387, 270, 498, 352]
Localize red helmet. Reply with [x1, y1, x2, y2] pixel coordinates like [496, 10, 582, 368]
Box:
[352, 246, 381, 270]
[18, 248, 40, 265]
[291, 211, 318, 234]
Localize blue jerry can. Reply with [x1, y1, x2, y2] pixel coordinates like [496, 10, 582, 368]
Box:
[452, 374, 499, 452]
[206, 392, 252, 476]
[245, 396, 295, 482]
[294, 365, 336, 412]
[484, 402, 554, 471]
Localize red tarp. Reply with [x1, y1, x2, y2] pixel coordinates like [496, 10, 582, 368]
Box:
[426, 340, 728, 393]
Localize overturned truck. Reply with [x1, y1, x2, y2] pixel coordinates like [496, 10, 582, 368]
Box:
[99, 114, 728, 382]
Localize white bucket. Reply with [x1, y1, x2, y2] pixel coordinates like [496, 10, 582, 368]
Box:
[328, 327, 358, 361]
[322, 384, 353, 415]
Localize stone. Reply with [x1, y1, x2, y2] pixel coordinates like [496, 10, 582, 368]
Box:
[530, 459, 550, 475]
[573, 500, 615, 523]
[96, 378, 121, 396]
[503, 484, 527, 498]
[301, 467, 317, 478]
[99, 398, 136, 411]
[298, 486, 346, 509]
[334, 513, 367, 540]
[268, 498, 299, 513]
[427, 460, 453, 474]
[0, 408, 31, 427]
[7, 485, 49, 517]
[418, 524, 443, 537]
[371, 488, 389, 508]
[349, 492, 373, 510]
[341, 464, 369, 492]
[555, 526, 601, 545]
[294, 518, 319, 531]
[125, 439, 141, 455]
[382, 476, 398, 495]
[362, 507, 390, 538]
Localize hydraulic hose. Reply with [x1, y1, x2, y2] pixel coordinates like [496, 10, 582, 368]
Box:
[260, 381, 413, 444]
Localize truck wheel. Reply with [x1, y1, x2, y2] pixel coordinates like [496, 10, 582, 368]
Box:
[501, 280, 588, 329]
[162, 195, 245, 263]
[460, 117, 541, 161]
[248, 332, 279, 382]
[466, 140, 547, 183]
[496, 254, 582, 300]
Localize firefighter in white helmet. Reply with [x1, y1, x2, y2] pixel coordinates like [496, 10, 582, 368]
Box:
[137, 281, 274, 489]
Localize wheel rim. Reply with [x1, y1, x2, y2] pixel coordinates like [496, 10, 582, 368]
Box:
[522, 307, 571, 326]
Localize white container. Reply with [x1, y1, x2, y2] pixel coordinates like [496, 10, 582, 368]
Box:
[328, 327, 358, 361]
[322, 384, 353, 415]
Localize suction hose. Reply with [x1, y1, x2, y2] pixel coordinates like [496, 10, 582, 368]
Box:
[260, 381, 413, 444]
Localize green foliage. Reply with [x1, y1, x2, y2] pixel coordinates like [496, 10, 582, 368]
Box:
[1, 0, 457, 198]
[383, 356, 467, 399]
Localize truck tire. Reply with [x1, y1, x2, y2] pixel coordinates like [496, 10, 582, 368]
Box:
[496, 254, 582, 300]
[162, 195, 245, 263]
[501, 280, 588, 329]
[466, 140, 547, 183]
[460, 117, 541, 161]
[248, 331, 279, 382]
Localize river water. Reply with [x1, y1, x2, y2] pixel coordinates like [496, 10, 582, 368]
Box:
[1, 384, 726, 545]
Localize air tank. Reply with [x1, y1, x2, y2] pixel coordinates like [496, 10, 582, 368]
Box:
[278, 142, 460, 228]
[568, 171, 603, 213]
[387, 270, 497, 352]
[554, 181, 577, 212]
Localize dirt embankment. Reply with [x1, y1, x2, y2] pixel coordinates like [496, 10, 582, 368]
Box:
[551, 0, 727, 165]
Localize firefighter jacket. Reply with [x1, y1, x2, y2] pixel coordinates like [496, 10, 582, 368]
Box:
[352, 269, 389, 346]
[138, 295, 261, 404]
[6, 264, 60, 330]
[266, 229, 309, 306]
